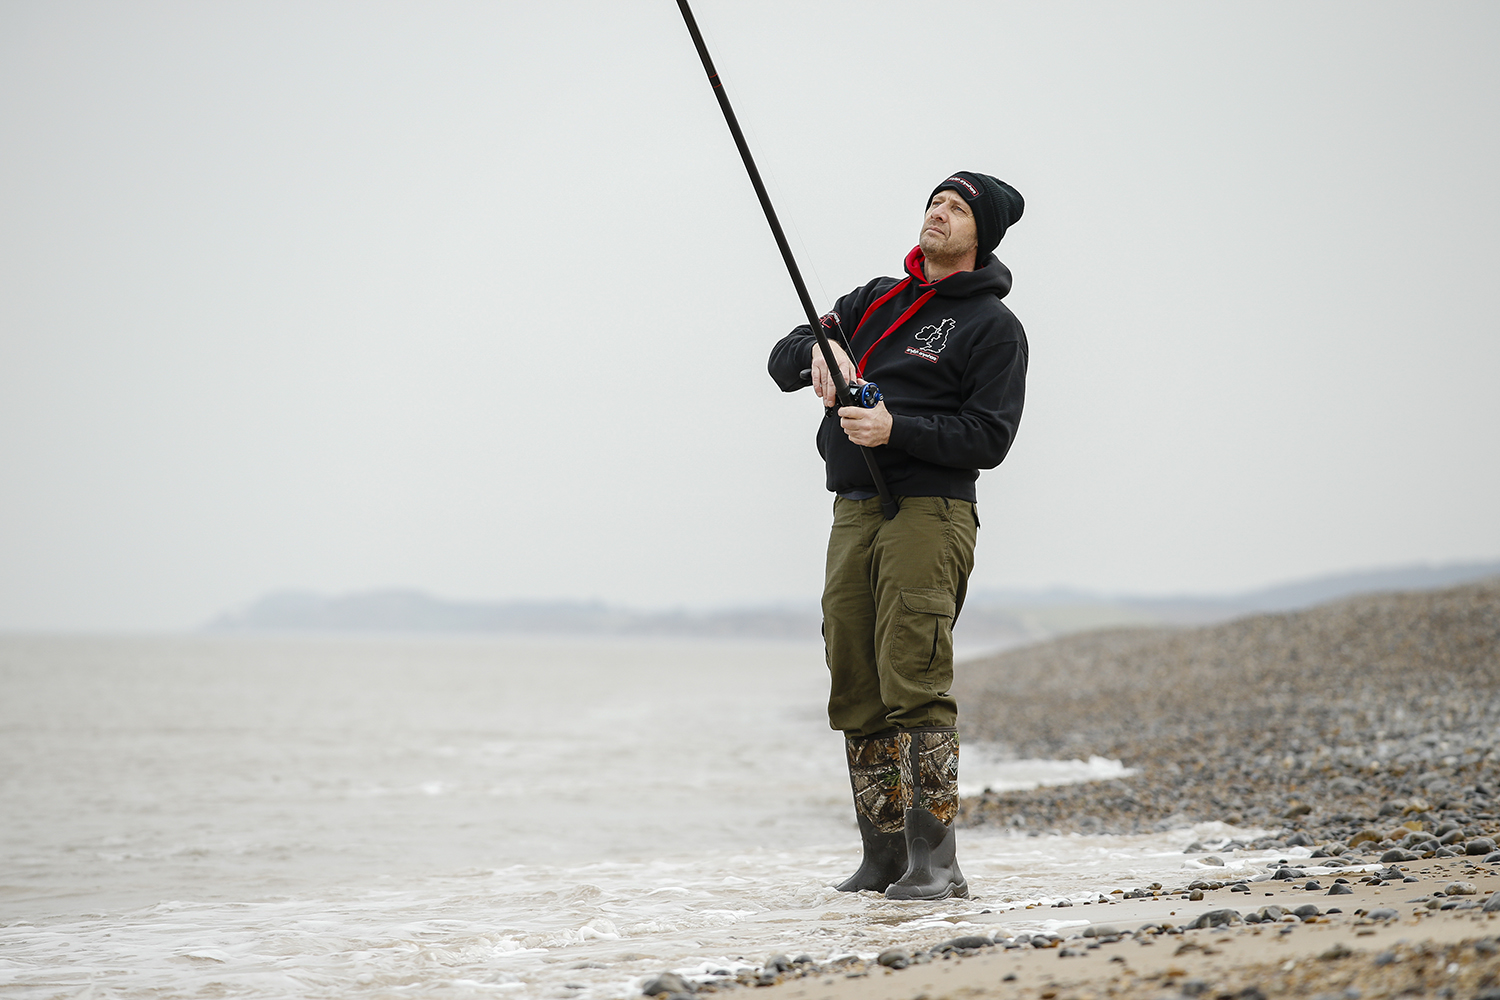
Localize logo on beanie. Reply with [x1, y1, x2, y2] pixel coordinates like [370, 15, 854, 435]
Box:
[945, 176, 978, 197]
[905, 318, 955, 363]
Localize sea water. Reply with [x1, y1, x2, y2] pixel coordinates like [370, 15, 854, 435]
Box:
[0, 634, 1257, 999]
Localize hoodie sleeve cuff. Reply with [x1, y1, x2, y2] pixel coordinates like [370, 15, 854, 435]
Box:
[887, 413, 916, 450]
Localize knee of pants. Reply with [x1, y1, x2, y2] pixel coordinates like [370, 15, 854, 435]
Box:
[876, 588, 957, 726]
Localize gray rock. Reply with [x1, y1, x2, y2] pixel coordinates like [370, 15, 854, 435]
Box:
[1379, 849, 1418, 862]
[1202, 855, 1225, 866]
[944, 935, 991, 952]
[1327, 883, 1353, 895]
[1293, 904, 1321, 918]
[1303, 881, 1323, 891]
[1483, 894, 1500, 913]
[1366, 907, 1400, 921]
[1186, 908, 1241, 929]
[764, 955, 792, 974]
[876, 949, 908, 969]
[1260, 905, 1284, 921]
[642, 972, 695, 996]
[1444, 881, 1476, 895]
[1439, 829, 1466, 845]
[1466, 837, 1497, 855]
[1486, 852, 1500, 864]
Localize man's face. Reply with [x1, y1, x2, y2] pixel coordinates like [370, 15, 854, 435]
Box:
[918, 189, 978, 263]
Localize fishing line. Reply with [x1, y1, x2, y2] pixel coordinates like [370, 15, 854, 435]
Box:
[674, 0, 898, 519]
[694, 17, 834, 318]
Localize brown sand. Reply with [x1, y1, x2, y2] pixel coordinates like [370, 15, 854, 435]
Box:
[746, 857, 1499, 1000]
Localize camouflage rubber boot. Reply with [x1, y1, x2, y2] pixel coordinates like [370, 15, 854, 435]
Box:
[834, 731, 909, 893]
[885, 727, 968, 900]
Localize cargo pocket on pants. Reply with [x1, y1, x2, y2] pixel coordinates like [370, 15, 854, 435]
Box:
[889, 588, 956, 687]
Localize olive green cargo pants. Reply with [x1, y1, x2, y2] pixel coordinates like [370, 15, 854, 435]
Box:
[822, 495, 978, 737]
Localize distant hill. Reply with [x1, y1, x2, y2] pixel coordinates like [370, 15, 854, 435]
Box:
[207, 589, 823, 641]
[207, 559, 1500, 649]
[959, 559, 1500, 642]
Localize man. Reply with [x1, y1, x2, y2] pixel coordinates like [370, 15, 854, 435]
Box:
[767, 172, 1027, 900]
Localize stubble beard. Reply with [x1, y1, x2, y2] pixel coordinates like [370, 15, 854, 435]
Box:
[919, 226, 977, 270]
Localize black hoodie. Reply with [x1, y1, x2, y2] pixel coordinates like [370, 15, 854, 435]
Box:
[767, 246, 1027, 502]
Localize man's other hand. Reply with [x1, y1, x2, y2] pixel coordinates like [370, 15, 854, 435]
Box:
[811, 343, 856, 408]
[839, 400, 892, 447]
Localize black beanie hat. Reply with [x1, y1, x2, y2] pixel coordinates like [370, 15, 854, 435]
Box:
[929, 172, 1024, 260]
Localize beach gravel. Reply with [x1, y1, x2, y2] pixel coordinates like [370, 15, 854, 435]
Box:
[954, 579, 1500, 849]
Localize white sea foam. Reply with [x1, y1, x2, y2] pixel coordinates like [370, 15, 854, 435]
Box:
[0, 634, 1258, 999]
[958, 751, 1136, 797]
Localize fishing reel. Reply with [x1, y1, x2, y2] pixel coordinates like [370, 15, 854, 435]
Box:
[847, 381, 883, 408]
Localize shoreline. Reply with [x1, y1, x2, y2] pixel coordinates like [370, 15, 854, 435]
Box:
[649, 855, 1499, 1000]
[637, 581, 1500, 1000]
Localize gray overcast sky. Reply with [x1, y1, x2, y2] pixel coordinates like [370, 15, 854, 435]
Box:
[2, 1, 1497, 630]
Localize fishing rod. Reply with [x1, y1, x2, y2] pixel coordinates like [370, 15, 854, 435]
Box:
[674, 0, 899, 521]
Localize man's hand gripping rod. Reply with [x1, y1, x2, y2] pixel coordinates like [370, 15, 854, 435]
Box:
[674, 0, 899, 520]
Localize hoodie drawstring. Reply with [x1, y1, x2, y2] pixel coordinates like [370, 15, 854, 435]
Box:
[852, 281, 937, 377]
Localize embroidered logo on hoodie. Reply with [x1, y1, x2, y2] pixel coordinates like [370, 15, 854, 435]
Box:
[905, 318, 956, 363]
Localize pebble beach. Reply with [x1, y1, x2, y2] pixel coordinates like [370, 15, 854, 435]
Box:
[956, 579, 1500, 848]
[640, 579, 1500, 1000]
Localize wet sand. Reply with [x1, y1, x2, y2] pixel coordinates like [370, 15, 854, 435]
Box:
[749, 855, 1499, 1000]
